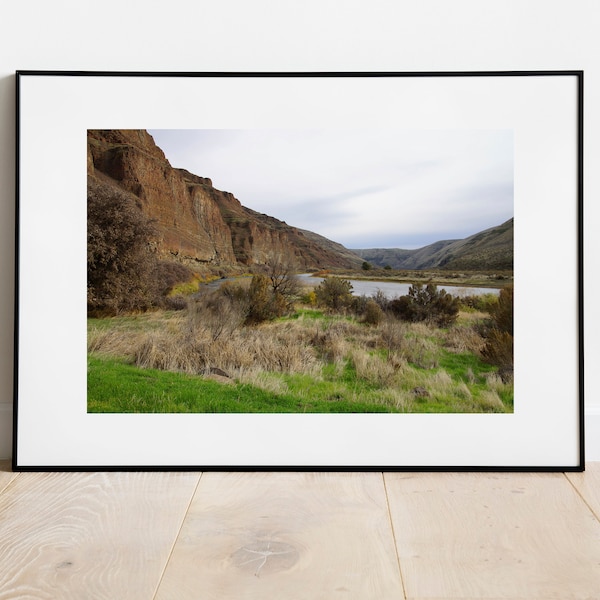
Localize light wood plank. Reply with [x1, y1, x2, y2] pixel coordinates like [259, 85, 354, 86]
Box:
[155, 471, 404, 600]
[0, 471, 200, 600]
[566, 463, 600, 520]
[385, 472, 600, 599]
[0, 460, 18, 495]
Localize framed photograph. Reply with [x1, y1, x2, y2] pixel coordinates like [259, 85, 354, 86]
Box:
[14, 71, 583, 470]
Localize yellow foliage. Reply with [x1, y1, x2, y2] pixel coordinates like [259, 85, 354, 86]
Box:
[168, 280, 199, 296]
[304, 290, 318, 306]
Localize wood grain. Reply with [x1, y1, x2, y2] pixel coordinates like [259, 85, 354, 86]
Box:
[0, 460, 18, 495]
[1, 467, 599, 599]
[567, 462, 600, 521]
[155, 471, 405, 600]
[384, 472, 600, 599]
[0, 471, 200, 600]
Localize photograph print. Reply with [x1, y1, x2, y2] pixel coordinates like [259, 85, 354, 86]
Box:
[87, 127, 514, 415]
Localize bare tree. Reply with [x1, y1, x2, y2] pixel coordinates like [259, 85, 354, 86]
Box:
[265, 254, 301, 308]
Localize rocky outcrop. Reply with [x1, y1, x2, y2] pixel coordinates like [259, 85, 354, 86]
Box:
[87, 130, 362, 270]
[88, 130, 236, 266]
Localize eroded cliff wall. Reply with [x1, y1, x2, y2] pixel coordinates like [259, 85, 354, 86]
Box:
[87, 130, 361, 270]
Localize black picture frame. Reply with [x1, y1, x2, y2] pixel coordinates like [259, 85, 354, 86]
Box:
[13, 71, 584, 471]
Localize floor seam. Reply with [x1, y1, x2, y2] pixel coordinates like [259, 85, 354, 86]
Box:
[382, 472, 408, 600]
[151, 471, 204, 600]
[563, 470, 600, 524]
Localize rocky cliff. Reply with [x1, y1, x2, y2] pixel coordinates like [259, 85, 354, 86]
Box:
[87, 130, 362, 271]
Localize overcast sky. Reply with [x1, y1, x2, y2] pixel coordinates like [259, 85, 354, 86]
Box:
[147, 129, 513, 249]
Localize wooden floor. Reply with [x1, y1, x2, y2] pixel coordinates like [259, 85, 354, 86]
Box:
[1, 462, 600, 599]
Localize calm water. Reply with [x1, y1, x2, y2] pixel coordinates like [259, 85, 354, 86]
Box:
[297, 274, 500, 298]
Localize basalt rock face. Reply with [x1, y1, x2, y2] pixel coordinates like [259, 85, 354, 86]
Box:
[88, 130, 236, 266]
[87, 130, 361, 270]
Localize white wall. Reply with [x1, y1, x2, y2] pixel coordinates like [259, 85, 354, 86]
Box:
[1, 0, 598, 463]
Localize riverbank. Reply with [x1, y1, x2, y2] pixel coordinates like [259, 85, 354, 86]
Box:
[192, 269, 509, 300]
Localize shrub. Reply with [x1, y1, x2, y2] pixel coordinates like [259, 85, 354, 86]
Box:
[372, 289, 390, 311]
[88, 180, 197, 315]
[302, 290, 318, 306]
[154, 261, 194, 299]
[481, 285, 514, 380]
[315, 277, 354, 311]
[388, 283, 459, 327]
[481, 329, 513, 381]
[87, 179, 157, 315]
[163, 295, 188, 311]
[459, 294, 489, 312]
[489, 285, 513, 334]
[362, 261, 372, 271]
[188, 287, 248, 341]
[246, 274, 288, 324]
[362, 299, 384, 325]
[350, 294, 369, 315]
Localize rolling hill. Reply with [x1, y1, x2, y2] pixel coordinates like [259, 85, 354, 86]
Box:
[353, 219, 513, 271]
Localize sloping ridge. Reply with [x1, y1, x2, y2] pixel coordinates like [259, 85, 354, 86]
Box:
[354, 218, 513, 270]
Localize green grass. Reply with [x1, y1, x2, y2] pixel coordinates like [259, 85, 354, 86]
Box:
[283, 308, 327, 320]
[438, 349, 495, 381]
[88, 355, 398, 413]
[88, 348, 512, 414]
[438, 350, 513, 411]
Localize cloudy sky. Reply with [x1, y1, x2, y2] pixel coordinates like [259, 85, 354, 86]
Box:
[148, 129, 513, 249]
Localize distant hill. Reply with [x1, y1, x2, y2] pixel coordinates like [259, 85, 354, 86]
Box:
[353, 218, 513, 271]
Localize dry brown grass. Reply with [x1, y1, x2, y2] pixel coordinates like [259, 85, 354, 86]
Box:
[443, 325, 486, 354]
[89, 305, 512, 413]
[88, 327, 146, 358]
[132, 317, 320, 380]
[376, 319, 440, 368]
[349, 349, 397, 387]
[476, 390, 506, 412]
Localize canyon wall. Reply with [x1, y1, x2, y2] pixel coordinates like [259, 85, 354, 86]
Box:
[87, 130, 361, 270]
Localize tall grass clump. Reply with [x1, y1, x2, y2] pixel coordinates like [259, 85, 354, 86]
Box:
[349, 349, 396, 387]
[133, 306, 319, 381]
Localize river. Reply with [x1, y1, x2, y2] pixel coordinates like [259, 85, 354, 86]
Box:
[296, 274, 500, 298]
